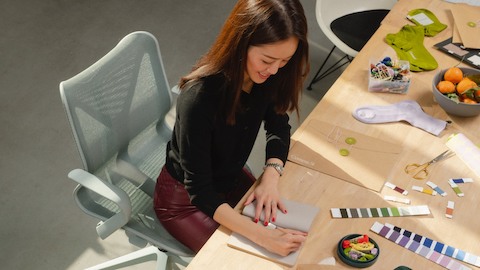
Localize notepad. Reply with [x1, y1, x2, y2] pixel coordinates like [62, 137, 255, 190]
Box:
[227, 198, 320, 267]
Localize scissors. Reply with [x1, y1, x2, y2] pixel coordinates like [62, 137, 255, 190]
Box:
[404, 150, 454, 180]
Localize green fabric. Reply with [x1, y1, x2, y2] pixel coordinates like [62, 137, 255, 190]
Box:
[407, 8, 447, 37]
[385, 25, 438, 72]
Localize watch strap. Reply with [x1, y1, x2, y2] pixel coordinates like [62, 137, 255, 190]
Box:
[263, 163, 283, 176]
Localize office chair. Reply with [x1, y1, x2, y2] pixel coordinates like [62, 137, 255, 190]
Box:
[59, 31, 195, 269]
[307, 0, 397, 90]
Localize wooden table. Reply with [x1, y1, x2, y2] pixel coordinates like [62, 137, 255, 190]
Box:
[186, 0, 480, 269]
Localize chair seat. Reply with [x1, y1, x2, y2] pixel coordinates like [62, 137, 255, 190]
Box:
[308, 0, 395, 90]
[331, 9, 390, 52]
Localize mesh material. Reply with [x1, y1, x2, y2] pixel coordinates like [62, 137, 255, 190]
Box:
[96, 177, 152, 217]
[62, 33, 171, 173]
[123, 121, 169, 180]
[61, 32, 195, 256]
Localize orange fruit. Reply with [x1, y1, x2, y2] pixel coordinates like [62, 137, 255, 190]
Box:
[456, 77, 477, 94]
[436, 80, 456, 94]
[444, 67, 463, 84]
[462, 97, 477, 104]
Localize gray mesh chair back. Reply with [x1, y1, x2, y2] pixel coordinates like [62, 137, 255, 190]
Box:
[59, 31, 194, 262]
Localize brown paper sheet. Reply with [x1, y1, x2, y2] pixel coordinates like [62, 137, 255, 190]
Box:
[452, 17, 462, 43]
[288, 119, 402, 192]
[451, 4, 480, 49]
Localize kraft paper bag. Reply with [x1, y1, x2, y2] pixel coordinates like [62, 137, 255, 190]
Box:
[452, 17, 462, 44]
[451, 4, 480, 49]
[288, 119, 402, 192]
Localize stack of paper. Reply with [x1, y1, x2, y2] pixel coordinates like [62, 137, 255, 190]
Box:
[227, 199, 320, 267]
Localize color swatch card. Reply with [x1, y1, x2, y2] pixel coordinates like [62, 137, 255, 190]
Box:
[384, 223, 480, 267]
[371, 222, 478, 269]
[434, 38, 480, 69]
[330, 205, 430, 218]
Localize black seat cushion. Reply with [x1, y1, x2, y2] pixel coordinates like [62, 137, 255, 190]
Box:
[330, 9, 390, 52]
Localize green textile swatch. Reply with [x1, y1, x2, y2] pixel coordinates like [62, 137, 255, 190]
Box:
[407, 8, 447, 37]
[385, 25, 438, 72]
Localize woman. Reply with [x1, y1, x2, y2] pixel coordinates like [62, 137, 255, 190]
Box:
[154, 0, 310, 256]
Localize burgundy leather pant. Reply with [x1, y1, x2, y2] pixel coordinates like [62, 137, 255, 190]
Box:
[153, 166, 255, 253]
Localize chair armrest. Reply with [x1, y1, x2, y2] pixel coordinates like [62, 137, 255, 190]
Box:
[68, 168, 132, 239]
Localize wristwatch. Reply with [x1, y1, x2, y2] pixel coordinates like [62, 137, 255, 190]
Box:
[263, 163, 284, 176]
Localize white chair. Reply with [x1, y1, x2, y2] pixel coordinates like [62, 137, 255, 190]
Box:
[59, 31, 195, 269]
[307, 0, 397, 89]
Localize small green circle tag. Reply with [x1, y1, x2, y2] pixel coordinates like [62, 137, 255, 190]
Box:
[345, 137, 357, 145]
[467, 21, 476, 28]
[339, 149, 350, 156]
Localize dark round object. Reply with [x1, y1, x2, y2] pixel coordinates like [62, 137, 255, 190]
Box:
[337, 234, 380, 268]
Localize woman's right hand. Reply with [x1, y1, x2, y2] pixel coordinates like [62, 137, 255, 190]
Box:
[259, 227, 308, 257]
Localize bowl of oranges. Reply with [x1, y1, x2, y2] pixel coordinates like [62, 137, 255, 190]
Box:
[433, 67, 480, 117]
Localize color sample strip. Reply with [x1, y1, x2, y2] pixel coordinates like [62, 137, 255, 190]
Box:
[383, 223, 480, 268]
[330, 205, 430, 218]
[371, 222, 472, 270]
[446, 201, 455, 219]
[384, 195, 411, 204]
[412, 185, 437, 196]
[450, 178, 473, 184]
[427, 181, 447, 196]
[385, 181, 408, 195]
[448, 180, 464, 197]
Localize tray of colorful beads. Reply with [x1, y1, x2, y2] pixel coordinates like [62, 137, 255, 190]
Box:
[337, 234, 379, 268]
[369, 57, 411, 94]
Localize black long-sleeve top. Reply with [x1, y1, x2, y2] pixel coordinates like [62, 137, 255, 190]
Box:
[165, 74, 291, 218]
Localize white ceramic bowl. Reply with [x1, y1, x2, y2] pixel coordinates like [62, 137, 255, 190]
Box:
[432, 67, 480, 117]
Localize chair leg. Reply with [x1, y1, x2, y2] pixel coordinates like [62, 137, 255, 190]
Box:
[307, 46, 353, 90]
[85, 246, 168, 270]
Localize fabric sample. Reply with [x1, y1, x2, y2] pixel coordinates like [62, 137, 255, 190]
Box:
[407, 8, 447, 37]
[385, 25, 438, 71]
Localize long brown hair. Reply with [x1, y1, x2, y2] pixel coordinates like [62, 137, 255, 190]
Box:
[179, 0, 309, 125]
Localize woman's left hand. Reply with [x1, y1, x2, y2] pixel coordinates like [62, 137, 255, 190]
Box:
[244, 165, 287, 226]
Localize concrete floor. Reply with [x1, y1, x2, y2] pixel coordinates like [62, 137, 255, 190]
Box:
[0, 1, 346, 269]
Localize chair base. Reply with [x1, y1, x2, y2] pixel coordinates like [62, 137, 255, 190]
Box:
[85, 245, 192, 270]
[85, 246, 168, 270]
[307, 45, 353, 90]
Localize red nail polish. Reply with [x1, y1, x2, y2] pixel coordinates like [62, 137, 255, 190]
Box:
[284, 209, 288, 214]
[254, 218, 258, 223]
[264, 221, 268, 226]
[272, 217, 276, 222]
